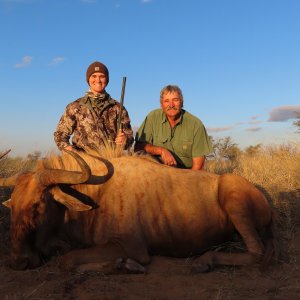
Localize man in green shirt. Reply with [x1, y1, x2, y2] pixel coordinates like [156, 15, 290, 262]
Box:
[134, 85, 212, 170]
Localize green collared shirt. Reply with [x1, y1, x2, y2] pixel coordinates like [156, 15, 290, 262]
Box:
[135, 109, 213, 168]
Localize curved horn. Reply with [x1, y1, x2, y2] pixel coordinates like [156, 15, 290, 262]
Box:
[36, 150, 91, 186]
[0, 149, 11, 160]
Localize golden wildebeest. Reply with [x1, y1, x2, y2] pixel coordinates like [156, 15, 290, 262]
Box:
[0, 149, 278, 272]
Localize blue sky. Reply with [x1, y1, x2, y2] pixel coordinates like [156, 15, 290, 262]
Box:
[1, 0, 300, 156]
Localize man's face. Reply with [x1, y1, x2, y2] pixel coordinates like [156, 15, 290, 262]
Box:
[160, 91, 183, 119]
[88, 72, 107, 94]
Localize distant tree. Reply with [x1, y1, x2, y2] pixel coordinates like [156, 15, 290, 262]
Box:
[244, 144, 262, 156]
[293, 113, 300, 133]
[27, 151, 41, 161]
[210, 136, 241, 161]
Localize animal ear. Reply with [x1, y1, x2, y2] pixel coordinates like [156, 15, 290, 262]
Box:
[50, 186, 92, 211]
[37, 160, 46, 170]
[2, 199, 12, 208]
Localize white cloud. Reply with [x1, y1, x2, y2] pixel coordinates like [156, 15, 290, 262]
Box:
[207, 126, 234, 133]
[250, 114, 262, 120]
[141, 0, 152, 3]
[245, 127, 262, 132]
[14, 56, 33, 68]
[268, 105, 300, 122]
[248, 120, 263, 125]
[49, 56, 65, 66]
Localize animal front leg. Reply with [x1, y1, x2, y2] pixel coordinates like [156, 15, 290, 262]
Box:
[59, 244, 146, 274]
[59, 243, 124, 271]
[72, 258, 146, 274]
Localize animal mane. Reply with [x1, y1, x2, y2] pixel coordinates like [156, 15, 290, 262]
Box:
[40, 143, 136, 172]
[37, 138, 159, 172]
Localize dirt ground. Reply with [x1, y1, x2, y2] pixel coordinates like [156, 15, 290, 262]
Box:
[0, 192, 299, 300]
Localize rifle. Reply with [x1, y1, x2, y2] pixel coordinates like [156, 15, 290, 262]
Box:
[117, 76, 127, 133]
[0, 149, 11, 160]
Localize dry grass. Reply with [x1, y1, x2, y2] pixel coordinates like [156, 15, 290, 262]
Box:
[0, 156, 37, 178]
[206, 143, 300, 260]
[75, 140, 129, 160]
[235, 144, 300, 196]
[235, 144, 300, 232]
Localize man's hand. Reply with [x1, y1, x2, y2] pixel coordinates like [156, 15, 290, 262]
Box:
[160, 148, 177, 167]
[135, 142, 177, 167]
[115, 131, 127, 145]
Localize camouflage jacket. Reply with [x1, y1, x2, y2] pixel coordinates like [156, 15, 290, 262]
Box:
[54, 92, 134, 151]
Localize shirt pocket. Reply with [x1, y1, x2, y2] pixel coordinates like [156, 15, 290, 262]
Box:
[154, 135, 168, 147]
[178, 140, 193, 157]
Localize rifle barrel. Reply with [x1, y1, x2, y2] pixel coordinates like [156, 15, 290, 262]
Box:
[117, 76, 127, 132]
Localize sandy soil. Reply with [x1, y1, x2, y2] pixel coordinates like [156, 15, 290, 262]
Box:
[0, 192, 299, 300]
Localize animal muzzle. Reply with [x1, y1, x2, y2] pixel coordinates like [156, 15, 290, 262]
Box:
[10, 237, 43, 270]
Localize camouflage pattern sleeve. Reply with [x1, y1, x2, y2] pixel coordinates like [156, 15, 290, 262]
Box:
[54, 102, 77, 150]
[121, 106, 134, 149]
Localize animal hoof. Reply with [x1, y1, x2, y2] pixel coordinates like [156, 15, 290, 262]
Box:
[115, 257, 125, 270]
[124, 258, 146, 274]
[190, 264, 212, 274]
[114, 258, 146, 274]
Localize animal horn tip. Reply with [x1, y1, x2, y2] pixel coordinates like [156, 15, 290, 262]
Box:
[2, 198, 12, 208]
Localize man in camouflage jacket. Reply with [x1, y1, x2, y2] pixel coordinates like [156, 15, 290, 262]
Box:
[54, 61, 134, 153]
